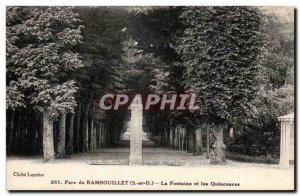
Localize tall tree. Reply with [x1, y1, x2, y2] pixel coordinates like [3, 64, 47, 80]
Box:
[226, 10, 294, 158]
[175, 7, 264, 164]
[6, 7, 84, 162]
[73, 7, 129, 151]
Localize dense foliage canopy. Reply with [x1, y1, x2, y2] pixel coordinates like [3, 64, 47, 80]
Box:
[6, 6, 294, 162]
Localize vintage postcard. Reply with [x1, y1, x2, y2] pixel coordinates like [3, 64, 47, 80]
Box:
[6, 6, 295, 191]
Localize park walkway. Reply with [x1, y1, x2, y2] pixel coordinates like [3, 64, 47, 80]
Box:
[7, 138, 288, 169]
[72, 146, 207, 166]
[70, 139, 208, 166]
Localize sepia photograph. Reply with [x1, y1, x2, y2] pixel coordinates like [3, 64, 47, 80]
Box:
[5, 5, 295, 191]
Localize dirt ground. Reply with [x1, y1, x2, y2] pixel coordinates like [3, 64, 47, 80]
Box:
[7, 146, 290, 168]
[6, 147, 294, 190]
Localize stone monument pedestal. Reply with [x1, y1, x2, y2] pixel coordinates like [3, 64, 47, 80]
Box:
[129, 155, 142, 165]
[129, 96, 143, 166]
[278, 113, 294, 169]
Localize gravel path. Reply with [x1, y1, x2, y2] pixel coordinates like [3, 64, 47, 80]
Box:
[7, 147, 287, 169]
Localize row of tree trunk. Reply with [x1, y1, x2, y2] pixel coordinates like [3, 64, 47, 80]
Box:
[6, 101, 113, 162]
[168, 125, 206, 155]
[151, 123, 227, 164]
[7, 105, 226, 164]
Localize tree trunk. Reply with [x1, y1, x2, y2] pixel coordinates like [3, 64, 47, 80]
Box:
[94, 123, 98, 149]
[187, 127, 194, 153]
[179, 127, 181, 150]
[101, 123, 104, 147]
[181, 127, 185, 151]
[229, 128, 234, 139]
[42, 109, 55, 162]
[67, 113, 74, 155]
[82, 111, 87, 152]
[174, 127, 178, 149]
[209, 123, 226, 165]
[194, 127, 203, 155]
[169, 127, 173, 148]
[103, 123, 107, 146]
[75, 103, 81, 153]
[180, 127, 183, 150]
[7, 110, 15, 155]
[85, 117, 89, 151]
[95, 123, 99, 148]
[90, 117, 94, 150]
[206, 125, 210, 159]
[83, 96, 93, 151]
[57, 113, 66, 158]
[96, 123, 99, 148]
[101, 124, 104, 147]
[98, 123, 102, 148]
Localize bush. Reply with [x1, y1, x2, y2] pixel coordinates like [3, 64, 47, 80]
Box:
[225, 151, 279, 164]
[225, 112, 280, 158]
